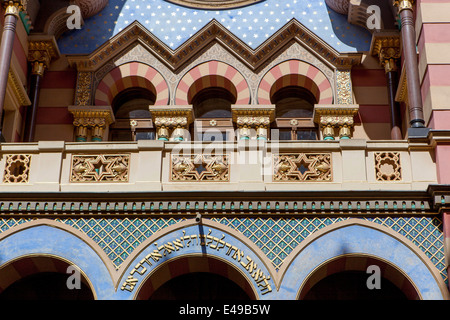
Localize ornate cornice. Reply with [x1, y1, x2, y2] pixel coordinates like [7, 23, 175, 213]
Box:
[370, 31, 402, 73]
[7, 67, 31, 106]
[150, 106, 194, 128]
[231, 105, 276, 125]
[0, 190, 437, 216]
[67, 20, 363, 73]
[28, 35, 61, 75]
[313, 104, 360, 123]
[68, 105, 115, 127]
[395, 65, 408, 104]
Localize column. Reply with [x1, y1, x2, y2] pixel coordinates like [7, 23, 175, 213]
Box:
[0, 1, 26, 140]
[68, 106, 115, 142]
[394, 0, 425, 129]
[231, 105, 275, 141]
[24, 36, 60, 142]
[371, 33, 403, 140]
[150, 106, 193, 142]
[24, 62, 44, 142]
[313, 105, 360, 141]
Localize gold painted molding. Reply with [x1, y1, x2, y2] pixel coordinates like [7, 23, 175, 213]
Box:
[7, 67, 31, 106]
[67, 20, 363, 73]
[164, 0, 264, 9]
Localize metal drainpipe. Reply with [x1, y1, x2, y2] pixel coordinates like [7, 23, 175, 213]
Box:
[395, 0, 426, 128]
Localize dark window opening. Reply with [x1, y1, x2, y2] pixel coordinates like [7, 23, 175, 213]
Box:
[191, 87, 236, 141]
[0, 272, 94, 300]
[271, 86, 318, 141]
[272, 86, 317, 118]
[149, 272, 253, 300]
[110, 87, 156, 141]
[192, 87, 236, 119]
[303, 271, 408, 300]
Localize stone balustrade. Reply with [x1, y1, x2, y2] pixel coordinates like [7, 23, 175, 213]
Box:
[0, 138, 438, 193]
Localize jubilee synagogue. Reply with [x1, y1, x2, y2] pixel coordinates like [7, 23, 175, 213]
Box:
[0, 0, 449, 300]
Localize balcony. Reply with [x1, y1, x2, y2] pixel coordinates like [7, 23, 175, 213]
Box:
[0, 138, 438, 194]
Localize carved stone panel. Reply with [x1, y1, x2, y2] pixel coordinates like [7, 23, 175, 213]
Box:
[71, 154, 130, 183]
[375, 152, 402, 182]
[273, 153, 332, 182]
[3, 155, 31, 184]
[171, 154, 230, 182]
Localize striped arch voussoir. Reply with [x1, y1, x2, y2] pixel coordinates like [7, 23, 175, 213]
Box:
[175, 61, 250, 105]
[94, 62, 169, 106]
[258, 60, 333, 105]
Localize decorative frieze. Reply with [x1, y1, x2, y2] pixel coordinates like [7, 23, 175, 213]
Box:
[171, 154, 230, 182]
[70, 154, 130, 183]
[335, 70, 354, 105]
[3, 154, 31, 183]
[75, 72, 93, 106]
[375, 152, 402, 182]
[273, 153, 332, 182]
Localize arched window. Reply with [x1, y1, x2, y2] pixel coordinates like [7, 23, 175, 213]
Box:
[109, 87, 156, 141]
[271, 86, 318, 141]
[191, 87, 236, 142]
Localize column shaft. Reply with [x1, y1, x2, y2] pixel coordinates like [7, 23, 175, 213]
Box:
[386, 70, 403, 140]
[24, 72, 42, 142]
[0, 10, 19, 139]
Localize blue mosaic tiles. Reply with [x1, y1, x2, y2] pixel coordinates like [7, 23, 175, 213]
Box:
[0, 216, 445, 283]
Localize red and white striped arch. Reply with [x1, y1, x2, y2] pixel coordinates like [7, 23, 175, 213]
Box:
[258, 60, 333, 105]
[175, 61, 250, 105]
[94, 62, 169, 106]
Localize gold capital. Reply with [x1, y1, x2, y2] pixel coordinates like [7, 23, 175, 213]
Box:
[370, 33, 402, 74]
[31, 61, 45, 76]
[394, 0, 414, 12]
[28, 37, 61, 75]
[2, 0, 27, 17]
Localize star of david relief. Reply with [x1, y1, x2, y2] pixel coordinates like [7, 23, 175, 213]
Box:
[171, 154, 229, 182]
[273, 153, 333, 182]
[164, 0, 265, 9]
[71, 155, 130, 182]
